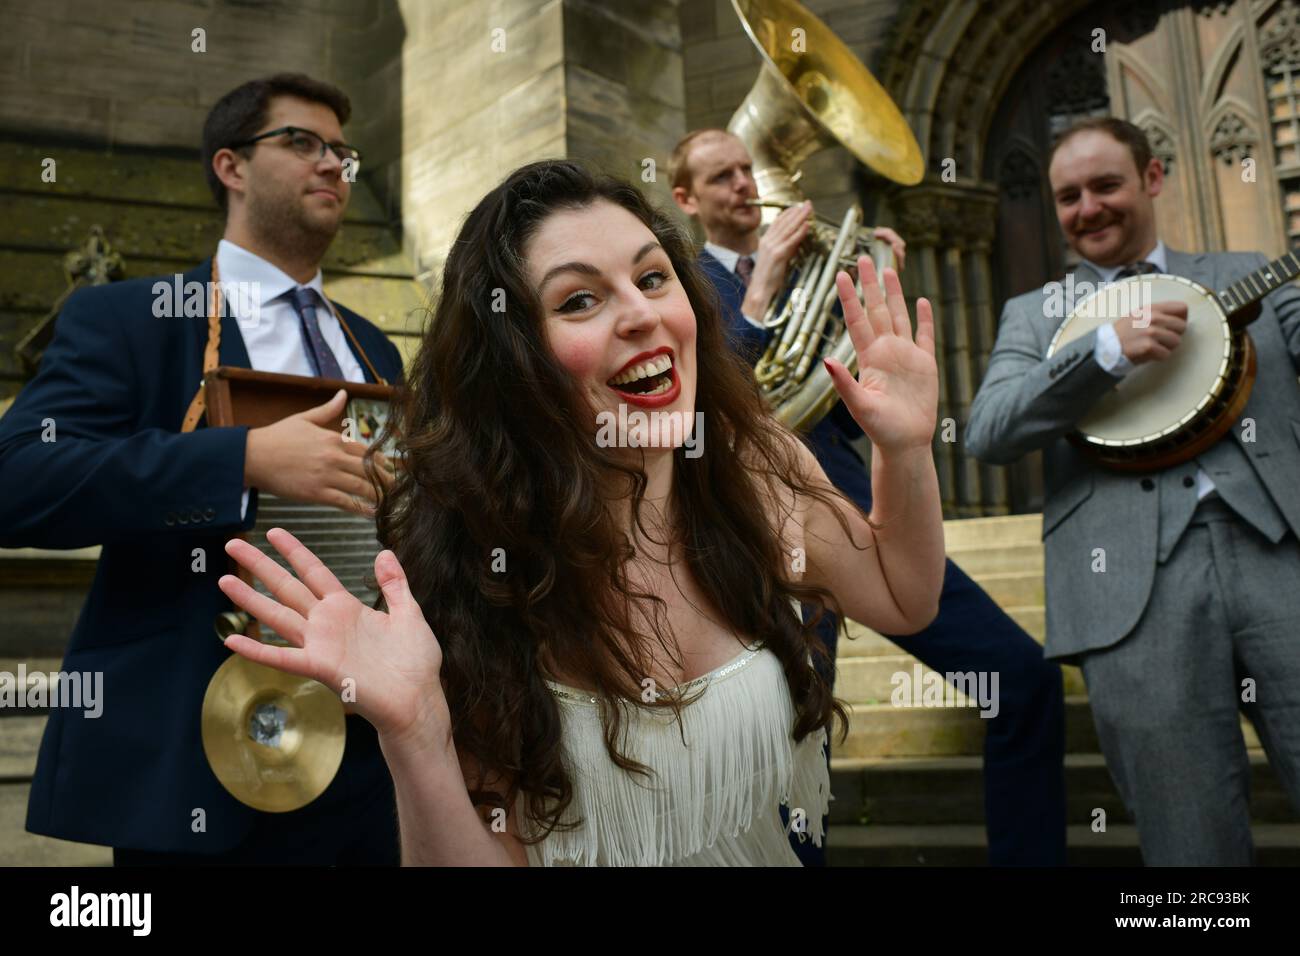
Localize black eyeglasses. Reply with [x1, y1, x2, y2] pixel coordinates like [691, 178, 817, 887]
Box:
[232, 126, 362, 170]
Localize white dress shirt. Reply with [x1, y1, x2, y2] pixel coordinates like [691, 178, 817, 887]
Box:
[215, 239, 367, 516]
[704, 241, 765, 329]
[1082, 240, 1215, 499]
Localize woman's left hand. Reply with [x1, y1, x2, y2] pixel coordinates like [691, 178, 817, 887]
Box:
[823, 255, 938, 456]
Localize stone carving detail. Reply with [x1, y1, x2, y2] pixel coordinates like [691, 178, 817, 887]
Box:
[1261, 0, 1300, 73]
[1209, 111, 1258, 165]
[895, 190, 996, 252]
[1192, 0, 1233, 18]
[895, 195, 943, 246]
[880, 0, 943, 98]
[15, 225, 125, 375]
[1046, 49, 1108, 116]
[955, 204, 998, 252]
[1115, 2, 1162, 38]
[1142, 122, 1176, 174]
[998, 148, 1041, 201]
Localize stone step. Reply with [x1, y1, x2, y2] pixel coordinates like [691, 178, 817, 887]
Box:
[957, 570, 1044, 608]
[838, 608, 1045, 657]
[945, 543, 1044, 577]
[0, 549, 97, 659]
[0, 657, 78, 716]
[835, 653, 1086, 703]
[828, 752, 1297, 826]
[0, 781, 112, 865]
[837, 697, 1092, 758]
[3, 714, 1287, 864]
[825, 822, 1300, 866]
[940, 514, 1041, 551]
[836, 697, 1264, 759]
[0, 714, 47, 779]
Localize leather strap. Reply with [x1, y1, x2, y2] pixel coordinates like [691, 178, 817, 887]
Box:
[180, 262, 224, 434]
[334, 307, 386, 386]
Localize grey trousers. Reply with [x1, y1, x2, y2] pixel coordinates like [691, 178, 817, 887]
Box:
[1079, 494, 1300, 865]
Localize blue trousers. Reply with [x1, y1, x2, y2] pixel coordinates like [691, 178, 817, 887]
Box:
[785, 419, 1067, 866]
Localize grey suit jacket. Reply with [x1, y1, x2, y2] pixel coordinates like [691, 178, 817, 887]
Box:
[966, 249, 1300, 661]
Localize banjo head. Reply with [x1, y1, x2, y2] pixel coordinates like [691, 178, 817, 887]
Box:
[1047, 274, 1232, 448]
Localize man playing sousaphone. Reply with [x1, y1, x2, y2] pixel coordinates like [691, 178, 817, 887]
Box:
[670, 128, 1069, 866]
[0, 73, 404, 864]
[968, 117, 1300, 865]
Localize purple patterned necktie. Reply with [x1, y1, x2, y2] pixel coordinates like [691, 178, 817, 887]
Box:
[735, 254, 755, 289]
[1115, 260, 1159, 280]
[288, 287, 344, 380]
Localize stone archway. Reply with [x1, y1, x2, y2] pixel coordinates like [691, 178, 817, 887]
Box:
[875, 0, 1300, 516]
[873, 0, 1095, 517]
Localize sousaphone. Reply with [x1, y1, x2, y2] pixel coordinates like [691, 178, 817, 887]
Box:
[728, 0, 924, 430]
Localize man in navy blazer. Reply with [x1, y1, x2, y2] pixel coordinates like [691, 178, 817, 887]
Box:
[0, 74, 404, 864]
[672, 129, 1068, 866]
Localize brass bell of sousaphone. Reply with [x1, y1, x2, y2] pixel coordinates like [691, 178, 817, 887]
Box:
[202, 611, 346, 813]
[727, 0, 924, 430]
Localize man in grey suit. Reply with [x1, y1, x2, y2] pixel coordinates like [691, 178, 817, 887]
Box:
[967, 117, 1300, 865]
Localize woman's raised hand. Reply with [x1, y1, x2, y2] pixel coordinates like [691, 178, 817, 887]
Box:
[823, 256, 938, 456]
[218, 528, 448, 747]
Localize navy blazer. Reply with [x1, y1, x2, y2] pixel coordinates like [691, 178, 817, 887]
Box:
[698, 248, 769, 364]
[697, 248, 869, 503]
[0, 258, 405, 853]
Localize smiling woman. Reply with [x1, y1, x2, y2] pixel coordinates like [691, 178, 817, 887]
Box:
[217, 159, 945, 866]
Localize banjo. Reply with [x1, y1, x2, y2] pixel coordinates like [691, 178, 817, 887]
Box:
[1043, 250, 1300, 471]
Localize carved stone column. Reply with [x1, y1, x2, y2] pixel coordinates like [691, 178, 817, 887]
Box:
[896, 182, 1005, 517]
[951, 189, 1010, 515]
[894, 190, 956, 516]
[937, 198, 981, 518]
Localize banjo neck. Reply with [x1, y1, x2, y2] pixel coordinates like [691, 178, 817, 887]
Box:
[1216, 248, 1300, 319]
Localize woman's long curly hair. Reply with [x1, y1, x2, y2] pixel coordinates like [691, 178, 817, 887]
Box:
[368, 159, 858, 842]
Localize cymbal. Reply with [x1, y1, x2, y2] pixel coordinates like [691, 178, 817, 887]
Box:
[201, 654, 346, 813]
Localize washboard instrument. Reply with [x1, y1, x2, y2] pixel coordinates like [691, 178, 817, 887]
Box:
[201, 367, 395, 811]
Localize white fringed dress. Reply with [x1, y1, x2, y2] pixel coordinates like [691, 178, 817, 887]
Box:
[522, 643, 831, 866]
